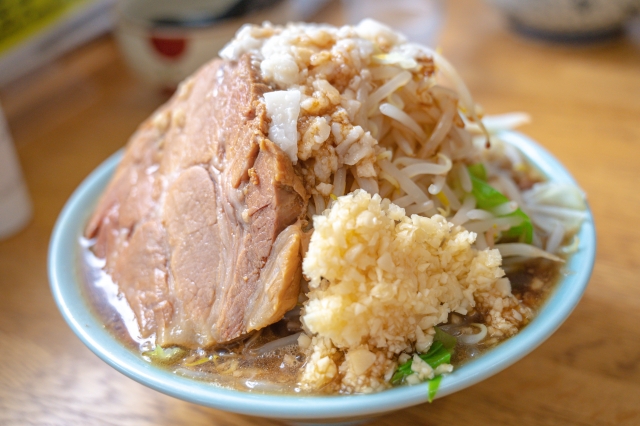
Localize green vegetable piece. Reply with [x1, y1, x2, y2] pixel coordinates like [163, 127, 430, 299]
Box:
[467, 163, 488, 181]
[143, 345, 184, 362]
[390, 330, 456, 385]
[434, 327, 457, 350]
[428, 375, 443, 403]
[391, 368, 408, 385]
[469, 173, 533, 244]
[420, 346, 451, 368]
[425, 340, 443, 356]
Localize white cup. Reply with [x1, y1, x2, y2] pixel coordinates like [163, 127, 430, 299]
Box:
[0, 104, 32, 240]
[114, 0, 330, 89]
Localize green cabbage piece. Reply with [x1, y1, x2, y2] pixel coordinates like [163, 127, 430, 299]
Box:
[390, 327, 457, 402]
[468, 164, 533, 244]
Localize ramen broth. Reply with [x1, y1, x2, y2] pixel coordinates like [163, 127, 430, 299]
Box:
[81, 237, 563, 394]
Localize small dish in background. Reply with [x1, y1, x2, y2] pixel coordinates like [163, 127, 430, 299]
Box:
[486, 0, 640, 42]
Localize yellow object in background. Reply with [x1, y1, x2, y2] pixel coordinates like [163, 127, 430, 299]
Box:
[0, 0, 114, 86]
[0, 0, 89, 55]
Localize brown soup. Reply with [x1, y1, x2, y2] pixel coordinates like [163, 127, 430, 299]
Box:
[81, 237, 563, 394]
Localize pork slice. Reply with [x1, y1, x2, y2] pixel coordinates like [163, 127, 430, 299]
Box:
[214, 138, 306, 342]
[110, 221, 171, 338]
[86, 122, 162, 261]
[86, 55, 307, 348]
[162, 166, 219, 347]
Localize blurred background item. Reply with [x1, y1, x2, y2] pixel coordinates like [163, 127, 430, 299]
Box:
[114, 0, 330, 89]
[486, 0, 640, 41]
[0, 103, 32, 240]
[341, 0, 444, 47]
[1, 1, 640, 424]
[0, 0, 116, 87]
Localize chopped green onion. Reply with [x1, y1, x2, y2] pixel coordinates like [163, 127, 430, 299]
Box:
[469, 172, 533, 244]
[428, 375, 443, 403]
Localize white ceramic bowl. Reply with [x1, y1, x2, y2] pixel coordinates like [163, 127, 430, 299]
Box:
[49, 131, 596, 424]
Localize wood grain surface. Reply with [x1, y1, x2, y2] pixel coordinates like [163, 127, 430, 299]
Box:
[1, 1, 639, 424]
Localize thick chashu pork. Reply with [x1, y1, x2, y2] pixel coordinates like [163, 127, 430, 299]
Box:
[85, 55, 307, 348]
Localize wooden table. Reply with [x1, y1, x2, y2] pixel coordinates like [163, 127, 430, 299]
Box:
[1, 0, 639, 424]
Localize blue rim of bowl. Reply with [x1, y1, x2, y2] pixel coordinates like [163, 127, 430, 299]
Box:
[49, 130, 596, 421]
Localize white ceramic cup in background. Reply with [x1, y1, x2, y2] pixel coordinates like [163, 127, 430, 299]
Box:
[114, 0, 330, 89]
[0, 104, 32, 240]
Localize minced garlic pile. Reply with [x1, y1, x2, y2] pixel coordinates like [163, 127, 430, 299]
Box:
[299, 190, 531, 393]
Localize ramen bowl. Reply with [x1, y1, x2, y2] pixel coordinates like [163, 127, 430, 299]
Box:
[49, 131, 596, 424]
